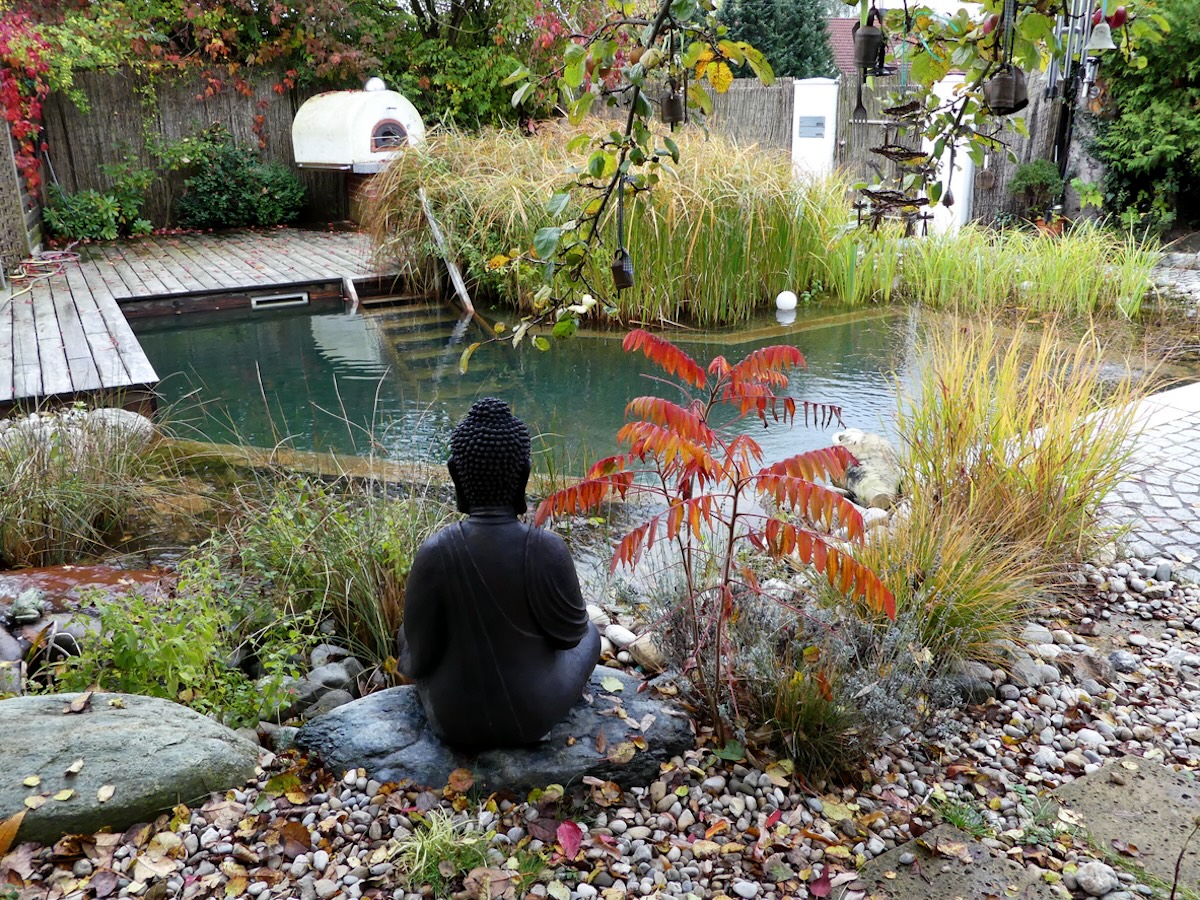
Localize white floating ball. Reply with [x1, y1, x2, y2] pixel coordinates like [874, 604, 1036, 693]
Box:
[775, 290, 798, 311]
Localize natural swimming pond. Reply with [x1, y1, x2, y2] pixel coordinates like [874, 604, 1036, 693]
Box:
[133, 302, 923, 468]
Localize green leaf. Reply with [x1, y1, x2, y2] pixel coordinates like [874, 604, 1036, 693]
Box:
[552, 317, 578, 339]
[670, 0, 698, 21]
[459, 342, 481, 374]
[564, 43, 587, 65]
[566, 133, 592, 153]
[568, 91, 597, 125]
[533, 226, 563, 259]
[533, 336, 551, 351]
[740, 44, 775, 86]
[633, 91, 653, 119]
[682, 41, 707, 68]
[713, 740, 746, 761]
[687, 82, 713, 116]
[510, 82, 535, 108]
[664, 136, 680, 164]
[546, 192, 571, 217]
[586, 151, 608, 178]
[601, 676, 624, 692]
[501, 65, 531, 86]
[564, 59, 585, 89]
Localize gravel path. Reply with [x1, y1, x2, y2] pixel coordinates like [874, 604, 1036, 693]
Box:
[7, 555, 1199, 900]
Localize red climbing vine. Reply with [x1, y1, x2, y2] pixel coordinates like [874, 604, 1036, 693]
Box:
[0, 12, 50, 194]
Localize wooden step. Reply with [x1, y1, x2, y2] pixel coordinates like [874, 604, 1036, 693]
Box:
[358, 292, 430, 309]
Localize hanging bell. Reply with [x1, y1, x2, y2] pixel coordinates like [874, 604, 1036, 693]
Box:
[1086, 21, 1117, 51]
[661, 86, 685, 127]
[853, 13, 886, 72]
[611, 248, 635, 291]
[983, 64, 1029, 115]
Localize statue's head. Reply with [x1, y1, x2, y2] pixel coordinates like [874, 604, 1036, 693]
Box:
[448, 398, 532, 515]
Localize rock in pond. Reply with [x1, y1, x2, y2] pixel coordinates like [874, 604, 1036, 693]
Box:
[0, 693, 259, 846]
[296, 667, 693, 792]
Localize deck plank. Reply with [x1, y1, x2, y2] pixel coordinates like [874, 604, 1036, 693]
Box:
[149, 237, 228, 293]
[0, 288, 14, 401]
[63, 259, 131, 387]
[10, 284, 42, 400]
[53, 268, 103, 392]
[31, 278, 73, 398]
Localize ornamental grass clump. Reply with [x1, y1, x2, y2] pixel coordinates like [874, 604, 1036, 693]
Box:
[0, 409, 164, 568]
[899, 320, 1149, 575]
[229, 475, 453, 672]
[365, 124, 848, 327]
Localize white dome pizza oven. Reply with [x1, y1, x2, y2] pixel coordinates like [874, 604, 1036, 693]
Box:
[291, 77, 425, 174]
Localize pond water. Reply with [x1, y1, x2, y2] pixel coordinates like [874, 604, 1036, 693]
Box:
[133, 303, 924, 470]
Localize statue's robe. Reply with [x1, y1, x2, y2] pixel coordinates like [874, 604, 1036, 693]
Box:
[397, 507, 601, 749]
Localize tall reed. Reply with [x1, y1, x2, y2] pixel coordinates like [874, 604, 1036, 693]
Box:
[0, 408, 164, 567]
[366, 124, 851, 327]
[365, 125, 1160, 324]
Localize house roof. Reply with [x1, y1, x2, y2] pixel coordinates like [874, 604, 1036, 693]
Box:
[827, 18, 859, 76]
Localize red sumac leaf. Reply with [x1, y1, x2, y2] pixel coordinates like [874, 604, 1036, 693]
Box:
[623, 329, 706, 388]
[557, 820, 583, 859]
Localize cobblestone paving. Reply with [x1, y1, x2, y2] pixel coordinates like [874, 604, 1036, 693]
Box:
[1154, 250, 1200, 307]
[1101, 382, 1200, 581]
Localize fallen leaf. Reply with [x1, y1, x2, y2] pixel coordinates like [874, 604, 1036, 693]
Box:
[821, 800, 854, 822]
[24, 794, 47, 810]
[691, 840, 721, 859]
[546, 881, 571, 900]
[225, 876, 248, 897]
[935, 840, 974, 864]
[0, 809, 27, 856]
[64, 691, 94, 714]
[90, 869, 119, 898]
[606, 742, 636, 765]
[53, 789, 75, 801]
[557, 820, 583, 859]
[97, 785, 115, 803]
[595, 731, 607, 754]
[809, 868, 832, 897]
[22, 775, 40, 788]
[704, 818, 730, 840]
[108, 697, 125, 709]
[447, 768, 475, 794]
[600, 676, 624, 693]
[64, 758, 84, 775]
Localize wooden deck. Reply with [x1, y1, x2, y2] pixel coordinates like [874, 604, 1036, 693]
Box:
[0, 229, 394, 413]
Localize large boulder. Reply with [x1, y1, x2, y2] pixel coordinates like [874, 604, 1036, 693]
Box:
[0, 693, 260, 846]
[296, 667, 693, 792]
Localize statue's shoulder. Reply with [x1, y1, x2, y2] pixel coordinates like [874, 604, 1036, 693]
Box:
[528, 523, 570, 555]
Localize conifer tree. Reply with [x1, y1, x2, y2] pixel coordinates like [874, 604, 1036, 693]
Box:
[718, 0, 835, 80]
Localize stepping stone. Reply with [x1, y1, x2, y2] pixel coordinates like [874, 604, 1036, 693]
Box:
[837, 825, 1056, 900]
[296, 667, 693, 792]
[1053, 759, 1200, 887]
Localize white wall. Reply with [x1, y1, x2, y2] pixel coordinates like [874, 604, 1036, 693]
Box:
[791, 78, 841, 178]
[924, 73, 976, 232]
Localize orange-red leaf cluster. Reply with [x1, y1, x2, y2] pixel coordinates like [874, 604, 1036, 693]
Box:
[763, 520, 895, 618]
[623, 329, 707, 388]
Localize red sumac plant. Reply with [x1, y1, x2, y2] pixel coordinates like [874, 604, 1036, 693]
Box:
[536, 329, 895, 732]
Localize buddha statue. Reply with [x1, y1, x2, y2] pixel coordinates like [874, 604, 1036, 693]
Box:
[396, 398, 601, 749]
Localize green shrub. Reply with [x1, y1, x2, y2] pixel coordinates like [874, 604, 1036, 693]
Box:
[44, 161, 153, 241]
[47, 552, 308, 727]
[0, 409, 161, 567]
[231, 476, 451, 671]
[1008, 158, 1064, 219]
[177, 125, 306, 229]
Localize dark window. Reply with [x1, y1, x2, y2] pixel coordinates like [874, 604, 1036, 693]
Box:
[372, 120, 407, 151]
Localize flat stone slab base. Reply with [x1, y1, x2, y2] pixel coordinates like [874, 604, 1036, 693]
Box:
[296, 667, 693, 793]
[1053, 759, 1200, 887]
[837, 825, 1056, 900]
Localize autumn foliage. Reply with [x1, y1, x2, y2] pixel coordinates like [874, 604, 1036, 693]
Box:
[535, 329, 894, 728]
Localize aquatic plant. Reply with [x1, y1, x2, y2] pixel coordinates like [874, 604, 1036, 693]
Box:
[366, 126, 1158, 324]
[0, 408, 164, 568]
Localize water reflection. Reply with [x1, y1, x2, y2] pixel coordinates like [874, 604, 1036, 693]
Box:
[135, 304, 922, 469]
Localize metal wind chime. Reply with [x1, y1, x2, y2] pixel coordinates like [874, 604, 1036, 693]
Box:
[983, 0, 1029, 115]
